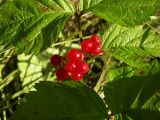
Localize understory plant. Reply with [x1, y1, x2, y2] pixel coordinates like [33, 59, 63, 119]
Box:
[0, 0, 160, 120]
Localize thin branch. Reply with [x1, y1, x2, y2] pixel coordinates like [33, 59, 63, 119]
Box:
[94, 55, 111, 92]
[5, 49, 14, 63]
[81, 12, 92, 18]
[147, 23, 160, 34]
[51, 36, 91, 47]
[75, 1, 83, 42]
[0, 47, 14, 55]
[0, 70, 19, 90]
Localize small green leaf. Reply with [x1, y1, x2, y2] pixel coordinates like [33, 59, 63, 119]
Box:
[11, 81, 108, 120]
[89, 0, 160, 26]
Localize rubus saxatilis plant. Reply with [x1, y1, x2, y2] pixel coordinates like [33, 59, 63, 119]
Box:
[0, 0, 160, 120]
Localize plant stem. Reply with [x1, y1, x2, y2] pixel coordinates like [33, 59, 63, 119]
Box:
[94, 55, 111, 92]
[0, 70, 19, 90]
[81, 12, 92, 18]
[76, 13, 83, 42]
[147, 23, 160, 34]
[94, 67, 107, 92]
[51, 36, 91, 47]
[0, 47, 14, 55]
[75, 0, 83, 42]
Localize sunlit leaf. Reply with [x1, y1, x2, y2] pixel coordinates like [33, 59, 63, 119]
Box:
[0, 0, 74, 54]
[89, 0, 160, 26]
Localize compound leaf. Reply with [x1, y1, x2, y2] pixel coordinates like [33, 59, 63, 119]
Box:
[0, 0, 74, 54]
[89, 0, 160, 26]
[102, 24, 160, 67]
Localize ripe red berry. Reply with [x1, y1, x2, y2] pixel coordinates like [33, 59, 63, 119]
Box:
[76, 60, 89, 74]
[50, 54, 62, 66]
[65, 61, 76, 73]
[71, 70, 83, 81]
[67, 49, 83, 61]
[91, 46, 102, 55]
[56, 68, 69, 81]
[90, 35, 101, 46]
[81, 39, 93, 53]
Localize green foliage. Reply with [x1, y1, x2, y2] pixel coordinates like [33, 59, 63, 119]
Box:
[104, 60, 160, 120]
[107, 60, 160, 81]
[10, 54, 43, 99]
[0, 0, 74, 54]
[101, 24, 160, 67]
[107, 66, 134, 82]
[80, 0, 102, 10]
[11, 81, 107, 120]
[0, 0, 160, 120]
[89, 0, 160, 26]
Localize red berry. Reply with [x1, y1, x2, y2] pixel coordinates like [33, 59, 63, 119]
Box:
[65, 61, 76, 73]
[81, 39, 93, 53]
[67, 49, 83, 61]
[76, 60, 89, 74]
[90, 35, 101, 46]
[50, 54, 62, 66]
[91, 46, 102, 55]
[71, 70, 83, 81]
[56, 68, 69, 81]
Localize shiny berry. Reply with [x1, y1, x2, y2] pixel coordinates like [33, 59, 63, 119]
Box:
[56, 68, 69, 81]
[81, 39, 93, 53]
[50, 54, 61, 66]
[90, 35, 101, 46]
[67, 49, 83, 61]
[71, 70, 83, 81]
[91, 47, 102, 55]
[65, 61, 76, 73]
[76, 61, 89, 74]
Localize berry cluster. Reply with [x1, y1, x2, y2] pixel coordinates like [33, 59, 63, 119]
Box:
[50, 35, 102, 81]
[66, 49, 89, 81]
[81, 35, 102, 55]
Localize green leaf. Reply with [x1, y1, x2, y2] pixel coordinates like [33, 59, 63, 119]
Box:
[18, 55, 42, 88]
[37, 0, 74, 12]
[10, 55, 43, 99]
[104, 70, 160, 120]
[107, 60, 160, 83]
[0, 0, 74, 54]
[107, 66, 134, 82]
[89, 0, 160, 26]
[101, 24, 160, 67]
[102, 24, 160, 51]
[11, 81, 107, 120]
[80, 0, 102, 11]
[133, 59, 160, 76]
